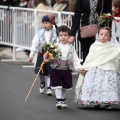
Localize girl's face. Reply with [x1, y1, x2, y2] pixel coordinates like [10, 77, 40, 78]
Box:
[42, 22, 53, 30]
[98, 29, 111, 43]
[58, 31, 69, 44]
[112, 4, 119, 15]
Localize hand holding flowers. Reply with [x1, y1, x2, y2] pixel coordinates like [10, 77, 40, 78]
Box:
[42, 42, 58, 62]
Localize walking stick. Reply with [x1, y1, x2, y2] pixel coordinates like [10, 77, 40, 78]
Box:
[25, 61, 45, 102]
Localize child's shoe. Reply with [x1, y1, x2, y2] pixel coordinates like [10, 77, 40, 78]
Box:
[61, 99, 67, 108]
[61, 101, 67, 108]
[47, 86, 52, 96]
[56, 101, 62, 109]
[56, 99, 63, 109]
[39, 81, 45, 94]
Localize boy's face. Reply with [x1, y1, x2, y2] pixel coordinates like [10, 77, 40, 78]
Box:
[112, 4, 119, 15]
[58, 31, 70, 44]
[42, 22, 53, 30]
[98, 29, 111, 43]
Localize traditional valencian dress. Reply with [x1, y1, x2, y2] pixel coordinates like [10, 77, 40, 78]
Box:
[50, 42, 82, 89]
[29, 28, 57, 75]
[75, 41, 120, 107]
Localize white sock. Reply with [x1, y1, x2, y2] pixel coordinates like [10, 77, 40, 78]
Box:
[55, 88, 62, 99]
[46, 76, 50, 87]
[62, 88, 66, 99]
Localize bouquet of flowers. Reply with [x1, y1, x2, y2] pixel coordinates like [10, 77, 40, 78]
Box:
[98, 13, 114, 27]
[42, 42, 58, 61]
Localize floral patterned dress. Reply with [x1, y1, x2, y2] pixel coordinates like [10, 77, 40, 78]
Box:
[78, 67, 120, 106]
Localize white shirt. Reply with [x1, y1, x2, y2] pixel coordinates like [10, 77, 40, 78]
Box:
[29, 29, 51, 57]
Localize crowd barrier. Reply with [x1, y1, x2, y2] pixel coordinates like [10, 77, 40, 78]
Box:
[0, 6, 120, 67]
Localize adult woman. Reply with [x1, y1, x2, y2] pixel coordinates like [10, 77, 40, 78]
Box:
[69, 0, 112, 63]
[34, 0, 51, 10]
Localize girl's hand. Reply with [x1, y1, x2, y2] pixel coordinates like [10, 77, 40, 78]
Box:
[29, 57, 33, 63]
[81, 69, 87, 75]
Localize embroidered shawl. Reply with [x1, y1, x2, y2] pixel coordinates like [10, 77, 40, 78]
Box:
[38, 28, 57, 53]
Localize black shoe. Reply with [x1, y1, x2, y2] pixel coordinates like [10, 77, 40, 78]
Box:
[94, 105, 100, 108]
[39, 81, 45, 94]
[56, 99, 62, 109]
[104, 105, 112, 109]
[47, 86, 52, 96]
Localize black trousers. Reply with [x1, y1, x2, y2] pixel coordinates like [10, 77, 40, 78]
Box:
[78, 32, 95, 63]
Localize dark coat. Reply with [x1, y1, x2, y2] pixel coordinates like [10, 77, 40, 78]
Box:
[71, 0, 112, 36]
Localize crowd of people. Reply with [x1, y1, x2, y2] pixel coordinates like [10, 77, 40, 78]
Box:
[0, 0, 74, 12]
[1, 0, 120, 110]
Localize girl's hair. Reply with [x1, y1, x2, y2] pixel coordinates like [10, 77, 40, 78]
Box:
[98, 27, 111, 37]
[112, 0, 120, 8]
[56, 25, 71, 36]
[42, 14, 55, 24]
[69, 0, 76, 12]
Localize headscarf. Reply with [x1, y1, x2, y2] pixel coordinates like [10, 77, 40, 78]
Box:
[42, 14, 55, 24]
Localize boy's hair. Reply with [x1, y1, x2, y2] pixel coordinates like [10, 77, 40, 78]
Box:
[98, 27, 111, 37]
[56, 25, 71, 36]
[112, 0, 120, 8]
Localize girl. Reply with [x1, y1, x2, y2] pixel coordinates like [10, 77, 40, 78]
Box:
[75, 27, 120, 109]
[112, 0, 120, 41]
[29, 14, 57, 96]
[44, 25, 82, 109]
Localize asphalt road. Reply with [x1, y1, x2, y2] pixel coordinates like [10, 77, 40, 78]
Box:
[0, 56, 120, 120]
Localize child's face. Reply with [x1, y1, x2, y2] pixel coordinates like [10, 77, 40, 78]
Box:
[112, 4, 119, 16]
[42, 22, 53, 30]
[98, 29, 111, 43]
[58, 31, 70, 44]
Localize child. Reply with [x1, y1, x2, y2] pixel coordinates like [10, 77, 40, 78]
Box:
[29, 14, 57, 96]
[75, 27, 120, 109]
[112, 0, 120, 17]
[44, 25, 82, 109]
[112, 0, 120, 41]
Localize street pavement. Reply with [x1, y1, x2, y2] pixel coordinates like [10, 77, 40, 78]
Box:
[0, 47, 120, 120]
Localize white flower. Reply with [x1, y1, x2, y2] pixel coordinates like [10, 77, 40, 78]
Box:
[54, 48, 58, 52]
[54, 43, 58, 47]
[50, 44, 54, 48]
[106, 13, 111, 16]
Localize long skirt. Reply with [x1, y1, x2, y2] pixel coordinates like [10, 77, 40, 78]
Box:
[77, 67, 120, 106]
[35, 55, 51, 76]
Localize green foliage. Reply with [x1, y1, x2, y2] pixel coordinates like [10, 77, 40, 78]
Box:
[98, 13, 114, 27]
[42, 42, 58, 58]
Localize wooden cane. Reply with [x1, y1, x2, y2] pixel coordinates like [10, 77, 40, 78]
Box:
[25, 61, 45, 102]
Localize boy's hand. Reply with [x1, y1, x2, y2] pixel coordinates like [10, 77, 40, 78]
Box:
[81, 69, 87, 75]
[43, 51, 51, 62]
[29, 57, 33, 63]
[43, 51, 49, 59]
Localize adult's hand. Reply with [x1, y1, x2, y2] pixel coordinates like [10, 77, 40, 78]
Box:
[68, 36, 75, 43]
